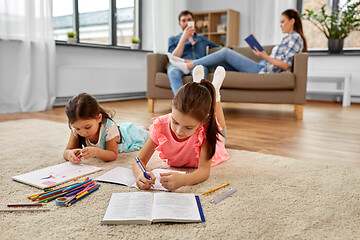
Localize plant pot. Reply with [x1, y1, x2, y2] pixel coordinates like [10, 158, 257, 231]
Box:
[67, 37, 77, 44]
[130, 43, 139, 49]
[328, 38, 344, 53]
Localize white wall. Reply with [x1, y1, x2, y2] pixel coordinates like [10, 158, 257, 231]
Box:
[55, 46, 147, 99]
[307, 55, 360, 103]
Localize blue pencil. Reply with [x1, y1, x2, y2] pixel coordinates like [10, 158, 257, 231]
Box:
[40, 188, 66, 198]
[65, 179, 92, 192]
[67, 185, 100, 206]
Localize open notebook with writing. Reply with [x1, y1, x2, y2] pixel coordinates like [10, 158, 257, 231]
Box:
[94, 166, 185, 191]
[101, 192, 205, 225]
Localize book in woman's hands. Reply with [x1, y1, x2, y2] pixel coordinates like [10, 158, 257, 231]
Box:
[245, 34, 264, 51]
[101, 192, 205, 225]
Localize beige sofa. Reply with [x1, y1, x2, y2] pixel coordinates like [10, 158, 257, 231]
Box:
[147, 46, 308, 120]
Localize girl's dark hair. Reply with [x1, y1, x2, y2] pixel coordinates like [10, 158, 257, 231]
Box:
[173, 80, 221, 160]
[65, 93, 123, 148]
[282, 9, 308, 52]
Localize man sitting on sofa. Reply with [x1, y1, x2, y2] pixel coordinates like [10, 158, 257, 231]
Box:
[167, 10, 219, 94]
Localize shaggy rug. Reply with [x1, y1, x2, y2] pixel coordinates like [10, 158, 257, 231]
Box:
[1, 119, 360, 240]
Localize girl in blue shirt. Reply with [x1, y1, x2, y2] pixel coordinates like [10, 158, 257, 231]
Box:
[168, 9, 308, 75]
[63, 93, 148, 163]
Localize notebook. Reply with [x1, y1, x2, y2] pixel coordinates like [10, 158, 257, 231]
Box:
[94, 166, 185, 191]
[101, 192, 205, 225]
[12, 162, 102, 189]
[245, 34, 264, 51]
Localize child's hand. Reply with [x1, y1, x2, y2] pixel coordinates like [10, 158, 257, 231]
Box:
[159, 172, 184, 191]
[80, 147, 98, 160]
[136, 172, 155, 190]
[68, 149, 82, 164]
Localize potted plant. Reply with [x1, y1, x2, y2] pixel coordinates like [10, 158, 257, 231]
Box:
[130, 37, 140, 49]
[302, 0, 360, 53]
[67, 31, 77, 44]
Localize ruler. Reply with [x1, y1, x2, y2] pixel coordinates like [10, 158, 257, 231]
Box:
[210, 189, 237, 204]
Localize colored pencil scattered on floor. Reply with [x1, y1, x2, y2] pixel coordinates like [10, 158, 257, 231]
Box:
[27, 177, 100, 207]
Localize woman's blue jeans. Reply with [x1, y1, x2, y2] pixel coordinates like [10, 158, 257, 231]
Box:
[193, 47, 265, 73]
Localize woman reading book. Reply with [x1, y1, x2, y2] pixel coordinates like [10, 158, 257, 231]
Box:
[167, 9, 307, 75]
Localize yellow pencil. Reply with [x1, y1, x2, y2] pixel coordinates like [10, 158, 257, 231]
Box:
[203, 183, 230, 195]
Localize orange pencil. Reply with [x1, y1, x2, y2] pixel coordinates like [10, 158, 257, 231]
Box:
[203, 183, 230, 195]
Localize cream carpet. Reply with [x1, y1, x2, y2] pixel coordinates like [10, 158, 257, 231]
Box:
[1, 119, 360, 240]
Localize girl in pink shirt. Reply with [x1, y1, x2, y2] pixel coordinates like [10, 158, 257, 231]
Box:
[133, 65, 230, 191]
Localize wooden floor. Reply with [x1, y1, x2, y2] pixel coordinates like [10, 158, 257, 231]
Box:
[1, 99, 360, 167]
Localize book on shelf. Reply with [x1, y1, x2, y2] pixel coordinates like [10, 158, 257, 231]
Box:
[101, 192, 205, 225]
[245, 34, 264, 52]
[94, 166, 185, 191]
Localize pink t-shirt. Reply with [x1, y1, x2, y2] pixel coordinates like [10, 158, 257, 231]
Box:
[149, 114, 229, 168]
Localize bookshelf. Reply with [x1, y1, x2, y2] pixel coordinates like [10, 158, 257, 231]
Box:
[193, 9, 240, 47]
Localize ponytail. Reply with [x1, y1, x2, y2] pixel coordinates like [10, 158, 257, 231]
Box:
[173, 80, 221, 160]
[199, 80, 221, 159]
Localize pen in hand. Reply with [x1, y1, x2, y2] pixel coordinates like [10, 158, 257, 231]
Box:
[135, 157, 151, 180]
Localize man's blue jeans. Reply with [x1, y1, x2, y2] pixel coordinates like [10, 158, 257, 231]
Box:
[167, 65, 209, 94]
[193, 47, 266, 73]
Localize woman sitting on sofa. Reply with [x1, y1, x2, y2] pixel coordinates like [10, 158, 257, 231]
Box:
[167, 9, 308, 75]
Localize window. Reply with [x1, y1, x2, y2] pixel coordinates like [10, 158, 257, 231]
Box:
[52, 0, 140, 48]
[53, 0, 74, 41]
[78, 0, 110, 45]
[300, 0, 360, 50]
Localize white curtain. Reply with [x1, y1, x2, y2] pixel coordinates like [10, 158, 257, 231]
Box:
[249, 0, 297, 45]
[0, 0, 55, 113]
[151, 0, 187, 53]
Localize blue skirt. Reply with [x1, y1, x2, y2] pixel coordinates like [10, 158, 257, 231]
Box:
[118, 123, 148, 153]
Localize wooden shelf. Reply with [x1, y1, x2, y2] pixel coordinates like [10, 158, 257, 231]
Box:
[193, 9, 240, 47]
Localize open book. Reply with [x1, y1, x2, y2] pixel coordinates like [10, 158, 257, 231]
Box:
[94, 167, 185, 191]
[101, 192, 205, 225]
[245, 34, 264, 51]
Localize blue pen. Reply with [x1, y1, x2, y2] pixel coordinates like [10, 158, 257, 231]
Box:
[135, 157, 151, 180]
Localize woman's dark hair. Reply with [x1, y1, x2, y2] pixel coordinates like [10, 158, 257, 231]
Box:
[65, 93, 122, 148]
[282, 9, 308, 52]
[173, 80, 221, 160]
[178, 10, 194, 21]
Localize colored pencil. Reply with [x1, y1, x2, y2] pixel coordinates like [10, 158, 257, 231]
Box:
[62, 180, 94, 197]
[36, 181, 86, 200]
[75, 183, 96, 197]
[67, 185, 100, 206]
[203, 183, 230, 195]
[65, 187, 85, 197]
[38, 192, 66, 203]
[7, 203, 45, 207]
[0, 208, 50, 212]
[64, 195, 77, 205]
[64, 179, 92, 192]
[28, 182, 78, 200]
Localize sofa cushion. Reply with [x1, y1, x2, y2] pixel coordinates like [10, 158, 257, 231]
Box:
[155, 72, 192, 89]
[211, 71, 295, 90]
[155, 71, 295, 90]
